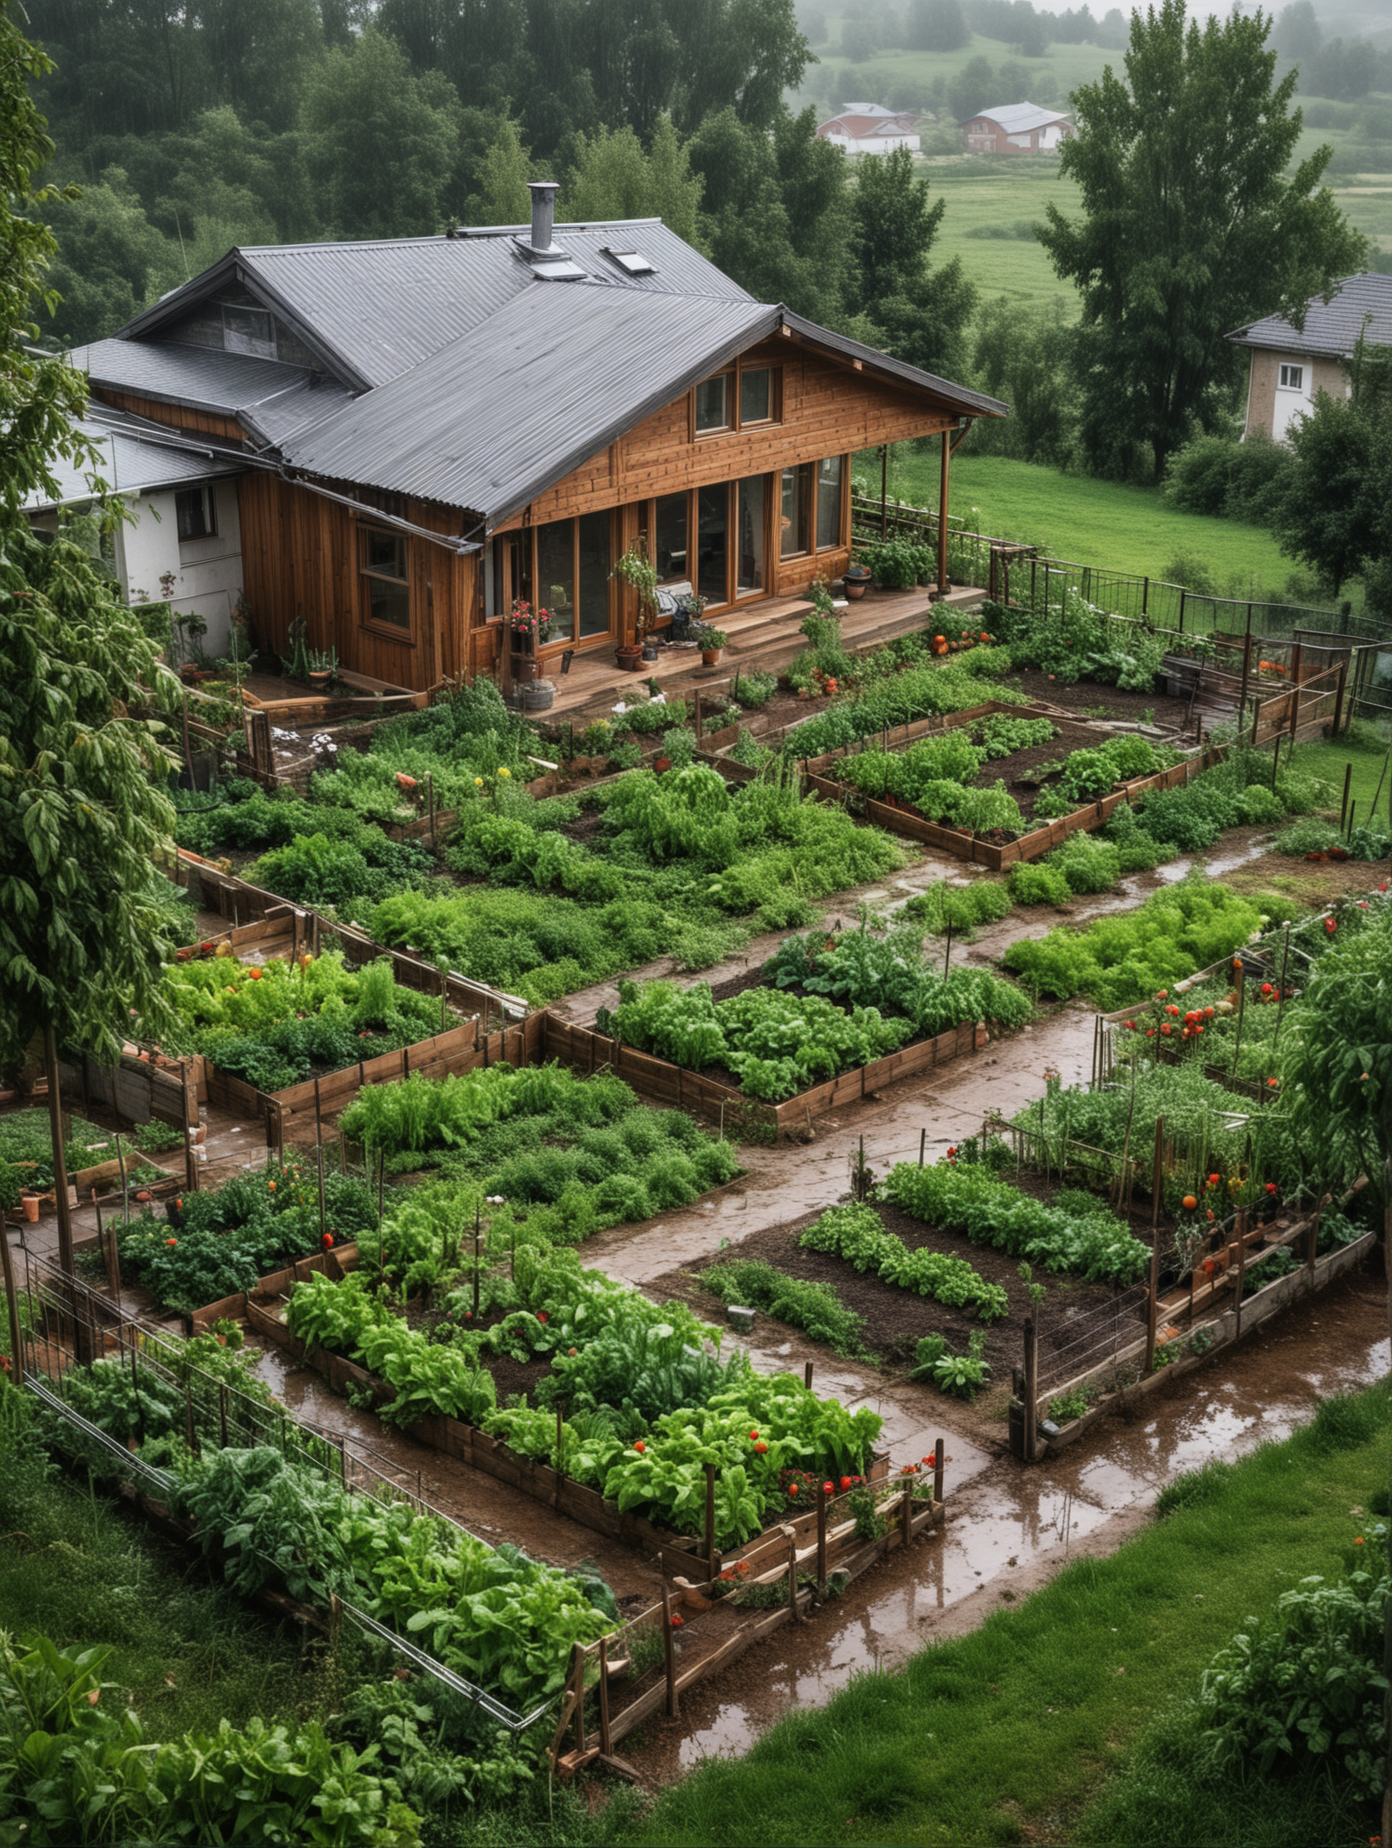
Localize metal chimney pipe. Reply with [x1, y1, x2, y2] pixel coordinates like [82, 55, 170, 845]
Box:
[528, 181, 558, 251]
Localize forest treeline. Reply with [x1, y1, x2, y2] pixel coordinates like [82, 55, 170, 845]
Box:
[25, 0, 978, 383]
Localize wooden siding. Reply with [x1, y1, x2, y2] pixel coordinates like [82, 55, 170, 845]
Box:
[92, 388, 246, 443]
[237, 471, 479, 691]
[499, 337, 956, 532]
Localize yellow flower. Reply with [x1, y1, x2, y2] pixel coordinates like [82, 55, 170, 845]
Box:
[474, 776, 484, 787]
[499, 767, 511, 778]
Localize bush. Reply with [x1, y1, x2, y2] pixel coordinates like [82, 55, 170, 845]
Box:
[1048, 832, 1122, 895]
[699, 1258, 870, 1357]
[1007, 861, 1071, 906]
[734, 670, 778, 707]
[1165, 430, 1294, 524]
[902, 879, 1013, 936]
[1272, 816, 1344, 855]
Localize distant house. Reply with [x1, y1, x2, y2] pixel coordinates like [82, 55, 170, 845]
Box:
[24, 406, 244, 655]
[960, 103, 1075, 154]
[1228, 272, 1392, 443]
[56, 185, 1004, 695]
[817, 104, 921, 155]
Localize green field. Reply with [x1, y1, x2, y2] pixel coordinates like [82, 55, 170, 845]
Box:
[862, 451, 1303, 593]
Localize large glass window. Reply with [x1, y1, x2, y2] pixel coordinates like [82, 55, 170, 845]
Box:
[359, 526, 410, 632]
[576, 511, 611, 636]
[654, 493, 689, 582]
[780, 464, 812, 557]
[537, 520, 575, 644]
[816, 456, 843, 550]
[736, 476, 766, 597]
[697, 483, 728, 605]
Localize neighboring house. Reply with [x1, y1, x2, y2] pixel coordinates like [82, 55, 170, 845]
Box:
[817, 104, 921, 155]
[61, 185, 1004, 695]
[1228, 272, 1392, 443]
[960, 103, 1075, 154]
[23, 405, 245, 656]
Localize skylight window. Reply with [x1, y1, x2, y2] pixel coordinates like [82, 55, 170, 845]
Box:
[604, 248, 656, 276]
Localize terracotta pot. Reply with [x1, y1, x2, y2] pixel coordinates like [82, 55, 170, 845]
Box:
[20, 1193, 40, 1224]
[701, 648, 721, 666]
[307, 670, 331, 689]
[615, 645, 644, 671]
[843, 579, 867, 600]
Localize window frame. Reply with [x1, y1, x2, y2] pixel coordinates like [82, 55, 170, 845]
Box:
[1278, 362, 1305, 391]
[691, 360, 782, 440]
[781, 454, 848, 560]
[175, 484, 217, 544]
[357, 522, 414, 643]
[488, 514, 616, 649]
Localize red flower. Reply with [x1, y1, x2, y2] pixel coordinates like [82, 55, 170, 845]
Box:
[1260, 983, 1273, 996]
[166, 1237, 178, 1246]
[754, 1440, 768, 1454]
[1156, 989, 1168, 1000]
[537, 1311, 549, 1324]
[1264, 1182, 1277, 1195]
[670, 1612, 684, 1627]
[634, 1440, 646, 1454]
[1208, 1173, 1221, 1186]
[823, 1481, 835, 1494]
[840, 1476, 853, 1491]
[1165, 1004, 1180, 1016]
[248, 967, 262, 980]
[749, 1429, 760, 1440]
[788, 1482, 799, 1495]
[321, 1233, 334, 1249]
[1160, 1024, 1172, 1035]
[1325, 917, 1337, 933]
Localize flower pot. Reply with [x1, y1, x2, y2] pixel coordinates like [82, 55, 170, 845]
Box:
[521, 682, 555, 711]
[20, 1193, 40, 1223]
[843, 566, 871, 601]
[615, 645, 644, 671]
[701, 648, 721, 666]
[307, 670, 331, 689]
[511, 653, 538, 685]
[641, 643, 659, 662]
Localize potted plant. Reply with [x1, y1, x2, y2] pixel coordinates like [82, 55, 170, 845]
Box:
[671, 591, 707, 642]
[611, 544, 660, 666]
[508, 599, 552, 652]
[843, 559, 872, 600]
[696, 625, 727, 666]
[306, 646, 337, 688]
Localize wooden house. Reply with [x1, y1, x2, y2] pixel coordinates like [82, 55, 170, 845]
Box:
[67, 185, 1005, 696]
[960, 103, 1074, 155]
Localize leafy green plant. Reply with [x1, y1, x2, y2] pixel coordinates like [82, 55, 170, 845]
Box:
[1007, 861, 1072, 906]
[973, 716, 1057, 758]
[699, 1258, 871, 1358]
[902, 879, 1013, 937]
[799, 1201, 1009, 1319]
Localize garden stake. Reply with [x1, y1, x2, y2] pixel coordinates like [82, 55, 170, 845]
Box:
[1231, 962, 1246, 1076]
[1271, 926, 1293, 1058]
[473, 1206, 481, 1318]
[933, 1438, 945, 1506]
[555, 1402, 564, 1495]
[660, 1589, 679, 1717]
[900, 1479, 912, 1548]
[787, 1527, 800, 1619]
[1346, 799, 1356, 837]
[427, 772, 436, 847]
[1369, 744, 1391, 821]
[116, 1131, 130, 1226]
[919, 1127, 926, 1167]
[597, 1637, 612, 1755]
[804, 1360, 814, 1390]
[218, 1383, 228, 1449]
[816, 1481, 828, 1589]
[1340, 761, 1353, 831]
[943, 919, 952, 977]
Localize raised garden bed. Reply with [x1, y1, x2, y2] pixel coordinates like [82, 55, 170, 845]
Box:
[790, 702, 1216, 870]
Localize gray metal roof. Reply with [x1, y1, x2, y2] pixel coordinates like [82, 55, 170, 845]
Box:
[283, 290, 1007, 524]
[964, 102, 1072, 132]
[1228, 273, 1392, 359]
[25, 410, 244, 512]
[120, 222, 754, 391]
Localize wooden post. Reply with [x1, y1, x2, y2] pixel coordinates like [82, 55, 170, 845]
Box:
[694, 690, 703, 742]
[933, 1438, 945, 1507]
[900, 1479, 912, 1549]
[555, 1401, 564, 1507]
[919, 1126, 926, 1167]
[787, 1524, 800, 1619]
[937, 429, 950, 595]
[218, 1382, 228, 1448]
[1332, 658, 1347, 736]
[1340, 761, 1353, 832]
[427, 772, 437, 848]
[597, 1637, 612, 1755]
[183, 1067, 198, 1194]
[42, 1023, 76, 1279]
[1308, 1202, 1321, 1285]
[704, 1462, 717, 1584]
[880, 443, 889, 538]
[1237, 629, 1252, 734]
[803, 1359, 813, 1391]
[570, 1641, 586, 1754]
[1, 1224, 24, 1385]
[1234, 1207, 1248, 1336]
[1023, 1317, 1039, 1462]
[816, 1480, 828, 1589]
[660, 1588, 679, 1717]
[1146, 1117, 1163, 1373]
[1289, 643, 1303, 735]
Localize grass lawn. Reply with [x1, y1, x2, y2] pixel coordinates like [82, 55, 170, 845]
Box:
[616, 1386, 1391, 1848]
[857, 450, 1302, 593]
[1293, 726, 1392, 831]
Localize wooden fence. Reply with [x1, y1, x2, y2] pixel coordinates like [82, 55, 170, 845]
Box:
[550, 1460, 946, 1778]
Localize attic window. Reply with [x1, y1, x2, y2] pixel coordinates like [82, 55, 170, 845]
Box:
[605, 248, 656, 276]
[222, 304, 275, 360]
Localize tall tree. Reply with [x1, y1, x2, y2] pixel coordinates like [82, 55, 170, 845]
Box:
[300, 27, 462, 238]
[847, 146, 976, 377]
[561, 117, 705, 247]
[1, 6, 179, 1277]
[1039, 0, 1366, 480]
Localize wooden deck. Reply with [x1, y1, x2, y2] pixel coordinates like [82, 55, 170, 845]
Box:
[527, 583, 987, 724]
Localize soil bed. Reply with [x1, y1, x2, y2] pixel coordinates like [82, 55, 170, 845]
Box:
[651, 1196, 1129, 1390]
[1011, 669, 1193, 730]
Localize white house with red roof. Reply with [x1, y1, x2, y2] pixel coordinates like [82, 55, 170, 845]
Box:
[817, 104, 921, 155]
